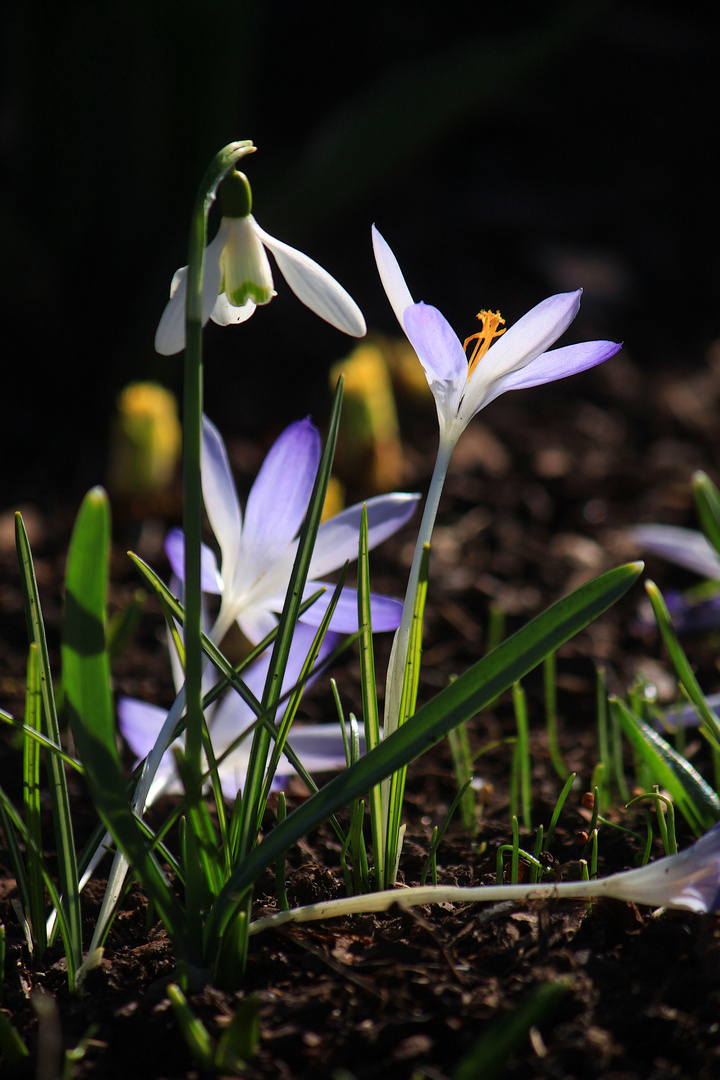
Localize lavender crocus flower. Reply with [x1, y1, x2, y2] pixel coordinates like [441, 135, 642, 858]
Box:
[118, 621, 351, 804]
[165, 415, 420, 646]
[372, 225, 621, 453]
[631, 525, 720, 638]
[632, 525, 720, 580]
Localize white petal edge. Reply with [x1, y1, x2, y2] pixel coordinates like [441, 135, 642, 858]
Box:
[371, 225, 415, 331]
[255, 224, 366, 337]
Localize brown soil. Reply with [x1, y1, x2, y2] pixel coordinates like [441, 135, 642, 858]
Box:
[3, 350, 720, 1079]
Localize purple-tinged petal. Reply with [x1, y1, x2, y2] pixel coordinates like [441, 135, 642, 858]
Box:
[296, 584, 403, 633]
[255, 224, 366, 337]
[479, 291, 583, 385]
[117, 697, 167, 762]
[664, 692, 720, 731]
[164, 528, 223, 594]
[403, 302, 467, 394]
[372, 225, 415, 330]
[241, 419, 321, 580]
[237, 608, 279, 647]
[632, 525, 720, 580]
[202, 416, 243, 581]
[600, 822, 720, 912]
[308, 493, 420, 579]
[482, 340, 621, 403]
[209, 625, 340, 799]
[283, 724, 361, 774]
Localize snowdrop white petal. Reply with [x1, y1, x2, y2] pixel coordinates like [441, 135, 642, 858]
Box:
[154, 223, 228, 356]
[211, 215, 275, 321]
[256, 224, 366, 337]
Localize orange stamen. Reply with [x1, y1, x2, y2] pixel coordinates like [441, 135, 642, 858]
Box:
[463, 310, 506, 376]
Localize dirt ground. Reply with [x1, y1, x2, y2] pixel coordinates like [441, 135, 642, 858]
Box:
[3, 345, 720, 1079]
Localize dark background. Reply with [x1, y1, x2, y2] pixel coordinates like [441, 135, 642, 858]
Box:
[2, 1, 717, 507]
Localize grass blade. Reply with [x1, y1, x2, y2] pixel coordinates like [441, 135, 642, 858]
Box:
[15, 510, 82, 974]
[204, 561, 643, 952]
[612, 697, 720, 835]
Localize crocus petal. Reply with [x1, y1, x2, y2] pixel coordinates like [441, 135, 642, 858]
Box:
[371, 225, 415, 330]
[294, 584, 403, 633]
[478, 290, 583, 385]
[282, 725, 358, 774]
[307, 493, 420, 580]
[208, 625, 340, 799]
[237, 607, 279, 647]
[240, 419, 321, 585]
[201, 415, 243, 585]
[477, 340, 622, 408]
[164, 528, 223, 594]
[254, 224, 366, 337]
[402, 303, 467, 434]
[599, 822, 720, 912]
[154, 223, 228, 356]
[632, 525, 720, 580]
[118, 697, 168, 762]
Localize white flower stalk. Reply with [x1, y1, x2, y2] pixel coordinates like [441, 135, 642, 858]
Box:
[249, 823, 720, 935]
[156, 168, 366, 355]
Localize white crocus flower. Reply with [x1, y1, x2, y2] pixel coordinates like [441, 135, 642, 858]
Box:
[155, 170, 366, 355]
[372, 225, 621, 453]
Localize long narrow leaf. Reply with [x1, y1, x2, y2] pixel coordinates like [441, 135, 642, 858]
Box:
[693, 471, 720, 560]
[645, 580, 720, 746]
[612, 697, 720, 835]
[357, 505, 384, 885]
[236, 376, 344, 860]
[62, 489, 190, 961]
[204, 561, 643, 952]
[23, 645, 46, 956]
[15, 512, 82, 972]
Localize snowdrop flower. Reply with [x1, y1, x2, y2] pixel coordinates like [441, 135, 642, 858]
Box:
[119, 622, 350, 804]
[165, 415, 420, 645]
[372, 225, 621, 452]
[156, 168, 366, 355]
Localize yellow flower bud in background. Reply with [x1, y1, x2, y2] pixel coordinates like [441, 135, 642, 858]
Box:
[329, 343, 403, 494]
[107, 382, 182, 499]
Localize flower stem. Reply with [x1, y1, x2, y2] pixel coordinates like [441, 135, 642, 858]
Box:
[182, 141, 254, 961]
[385, 436, 454, 739]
